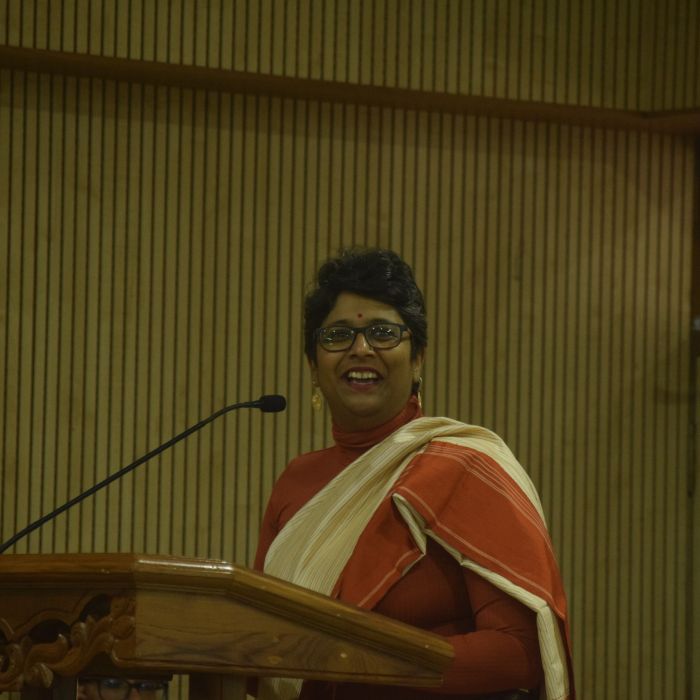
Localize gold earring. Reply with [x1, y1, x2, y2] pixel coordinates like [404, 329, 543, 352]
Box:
[416, 377, 423, 410]
[311, 386, 323, 411]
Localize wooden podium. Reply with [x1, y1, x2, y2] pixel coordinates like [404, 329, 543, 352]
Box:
[0, 554, 453, 699]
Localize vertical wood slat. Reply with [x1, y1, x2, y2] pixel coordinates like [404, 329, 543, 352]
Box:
[2, 1, 699, 110]
[0, 67, 693, 697]
[0, 2, 697, 698]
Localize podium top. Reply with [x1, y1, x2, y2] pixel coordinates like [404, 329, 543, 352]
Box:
[0, 553, 453, 691]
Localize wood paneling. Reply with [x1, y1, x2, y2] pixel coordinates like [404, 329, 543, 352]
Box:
[1, 0, 698, 110]
[0, 70, 694, 698]
[0, 2, 697, 699]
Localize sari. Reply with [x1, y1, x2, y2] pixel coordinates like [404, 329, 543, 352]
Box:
[260, 417, 573, 700]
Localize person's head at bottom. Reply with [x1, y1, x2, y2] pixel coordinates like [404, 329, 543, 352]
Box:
[305, 247, 427, 432]
[77, 678, 168, 700]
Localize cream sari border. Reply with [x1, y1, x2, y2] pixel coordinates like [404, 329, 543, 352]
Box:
[259, 417, 568, 700]
[263, 418, 489, 589]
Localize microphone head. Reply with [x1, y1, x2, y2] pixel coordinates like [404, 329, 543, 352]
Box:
[257, 394, 287, 413]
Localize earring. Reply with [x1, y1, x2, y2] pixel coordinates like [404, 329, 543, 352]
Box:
[416, 377, 423, 410]
[311, 386, 323, 411]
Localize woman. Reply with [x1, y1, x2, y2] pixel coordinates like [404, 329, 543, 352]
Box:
[255, 249, 574, 700]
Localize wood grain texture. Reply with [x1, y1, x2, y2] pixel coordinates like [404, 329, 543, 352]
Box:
[0, 554, 452, 690]
[0, 45, 698, 134]
[1, 0, 698, 110]
[0, 3, 696, 699]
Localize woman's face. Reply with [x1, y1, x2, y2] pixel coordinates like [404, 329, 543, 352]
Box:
[310, 292, 423, 432]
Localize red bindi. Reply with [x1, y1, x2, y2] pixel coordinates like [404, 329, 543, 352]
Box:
[357, 313, 363, 318]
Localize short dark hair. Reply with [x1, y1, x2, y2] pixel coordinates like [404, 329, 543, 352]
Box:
[304, 248, 427, 363]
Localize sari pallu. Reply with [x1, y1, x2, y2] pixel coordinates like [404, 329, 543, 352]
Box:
[261, 417, 574, 700]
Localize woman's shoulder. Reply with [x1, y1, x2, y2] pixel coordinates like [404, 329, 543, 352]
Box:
[400, 421, 545, 522]
[275, 444, 347, 486]
[284, 444, 340, 469]
[399, 415, 510, 457]
[266, 444, 350, 526]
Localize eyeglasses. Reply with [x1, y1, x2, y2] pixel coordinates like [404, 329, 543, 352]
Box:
[81, 678, 168, 700]
[315, 323, 410, 352]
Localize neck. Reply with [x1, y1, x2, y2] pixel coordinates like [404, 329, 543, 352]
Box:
[332, 396, 423, 450]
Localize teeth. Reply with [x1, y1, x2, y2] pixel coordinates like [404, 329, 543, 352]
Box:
[347, 370, 379, 380]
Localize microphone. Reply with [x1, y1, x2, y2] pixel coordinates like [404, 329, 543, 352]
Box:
[253, 394, 286, 413]
[0, 395, 287, 554]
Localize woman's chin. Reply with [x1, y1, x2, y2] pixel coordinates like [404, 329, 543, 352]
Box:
[339, 391, 385, 415]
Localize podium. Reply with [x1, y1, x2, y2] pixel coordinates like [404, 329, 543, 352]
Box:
[0, 554, 453, 699]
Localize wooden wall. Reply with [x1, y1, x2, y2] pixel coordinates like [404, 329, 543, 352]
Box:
[0, 2, 698, 699]
[2, 0, 699, 109]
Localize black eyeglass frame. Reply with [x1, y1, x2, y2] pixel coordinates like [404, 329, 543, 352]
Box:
[315, 323, 411, 352]
[81, 678, 168, 700]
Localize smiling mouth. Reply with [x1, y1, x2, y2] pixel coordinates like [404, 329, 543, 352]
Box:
[344, 369, 382, 385]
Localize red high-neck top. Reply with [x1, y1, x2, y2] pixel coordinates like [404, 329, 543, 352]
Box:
[255, 399, 542, 699]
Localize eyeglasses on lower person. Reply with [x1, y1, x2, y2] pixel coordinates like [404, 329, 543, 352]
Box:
[315, 323, 410, 352]
[79, 678, 168, 700]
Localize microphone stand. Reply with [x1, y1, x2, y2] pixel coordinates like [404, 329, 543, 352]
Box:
[0, 396, 285, 554]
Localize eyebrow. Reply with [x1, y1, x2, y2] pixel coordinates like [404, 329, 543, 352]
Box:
[326, 317, 398, 326]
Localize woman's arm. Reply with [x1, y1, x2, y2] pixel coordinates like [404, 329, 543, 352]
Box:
[435, 570, 542, 694]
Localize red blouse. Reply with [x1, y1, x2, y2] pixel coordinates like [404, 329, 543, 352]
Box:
[254, 400, 543, 698]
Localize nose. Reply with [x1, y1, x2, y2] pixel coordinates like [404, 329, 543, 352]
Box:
[348, 328, 375, 354]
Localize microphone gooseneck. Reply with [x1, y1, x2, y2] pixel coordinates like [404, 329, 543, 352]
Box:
[0, 395, 287, 554]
